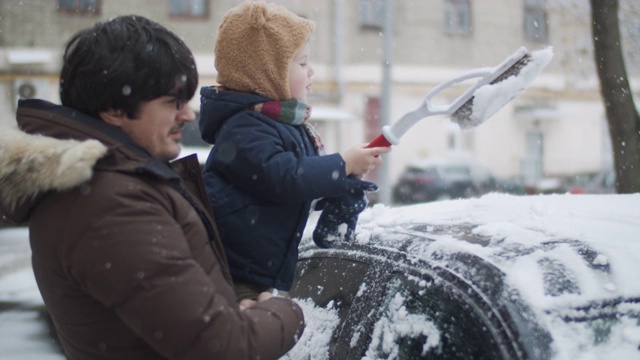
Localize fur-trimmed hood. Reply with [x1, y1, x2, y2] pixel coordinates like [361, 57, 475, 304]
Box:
[2, 99, 196, 224]
[1, 99, 159, 224]
[0, 126, 108, 221]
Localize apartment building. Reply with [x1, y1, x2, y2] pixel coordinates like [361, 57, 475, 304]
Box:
[1, 0, 638, 200]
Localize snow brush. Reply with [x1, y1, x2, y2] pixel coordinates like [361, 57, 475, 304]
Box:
[367, 46, 554, 148]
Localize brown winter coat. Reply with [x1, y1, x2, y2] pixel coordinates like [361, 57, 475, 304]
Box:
[0, 99, 304, 360]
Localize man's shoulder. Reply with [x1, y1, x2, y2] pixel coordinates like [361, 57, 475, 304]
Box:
[90, 169, 169, 198]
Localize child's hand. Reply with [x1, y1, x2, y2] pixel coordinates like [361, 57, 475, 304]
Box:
[340, 144, 391, 177]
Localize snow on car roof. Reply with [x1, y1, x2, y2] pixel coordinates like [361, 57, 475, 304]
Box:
[351, 193, 640, 299]
[344, 193, 640, 359]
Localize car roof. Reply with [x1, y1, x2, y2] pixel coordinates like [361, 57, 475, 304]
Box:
[306, 194, 640, 304]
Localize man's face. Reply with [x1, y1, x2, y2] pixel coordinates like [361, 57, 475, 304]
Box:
[113, 95, 195, 162]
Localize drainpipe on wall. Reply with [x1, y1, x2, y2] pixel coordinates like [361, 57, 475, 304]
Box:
[333, 0, 347, 154]
[378, 0, 394, 205]
[333, 0, 345, 102]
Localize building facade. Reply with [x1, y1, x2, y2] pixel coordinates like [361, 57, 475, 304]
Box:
[1, 0, 639, 202]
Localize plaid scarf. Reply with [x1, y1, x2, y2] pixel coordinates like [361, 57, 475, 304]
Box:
[251, 99, 325, 155]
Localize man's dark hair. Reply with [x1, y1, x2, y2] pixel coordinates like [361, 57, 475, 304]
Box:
[60, 15, 198, 119]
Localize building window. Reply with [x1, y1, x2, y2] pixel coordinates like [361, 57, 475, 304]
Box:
[169, 0, 208, 18]
[359, 0, 384, 29]
[444, 0, 472, 35]
[57, 0, 100, 14]
[447, 123, 474, 156]
[522, 131, 544, 185]
[524, 0, 548, 42]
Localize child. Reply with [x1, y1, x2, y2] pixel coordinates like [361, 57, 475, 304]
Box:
[200, 0, 390, 300]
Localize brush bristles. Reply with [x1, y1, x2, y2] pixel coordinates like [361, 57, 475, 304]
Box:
[451, 53, 533, 129]
[451, 100, 474, 127]
[489, 53, 532, 85]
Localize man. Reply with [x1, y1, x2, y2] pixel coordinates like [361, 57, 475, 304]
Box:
[0, 15, 304, 360]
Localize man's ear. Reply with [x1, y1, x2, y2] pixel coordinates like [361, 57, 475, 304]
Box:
[99, 109, 126, 127]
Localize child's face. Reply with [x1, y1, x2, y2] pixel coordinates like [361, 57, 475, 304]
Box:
[288, 41, 314, 102]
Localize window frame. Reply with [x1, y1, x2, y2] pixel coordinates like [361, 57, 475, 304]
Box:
[57, 0, 100, 15]
[443, 0, 472, 36]
[359, 0, 385, 29]
[169, 0, 209, 19]
[523, 0, 549, 42]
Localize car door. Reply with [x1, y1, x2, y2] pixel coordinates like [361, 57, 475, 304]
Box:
[290, 246, 395, 358]
[291, 244, 550, 359]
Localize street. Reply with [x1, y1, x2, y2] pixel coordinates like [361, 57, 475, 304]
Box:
[0, 227, 65, 360]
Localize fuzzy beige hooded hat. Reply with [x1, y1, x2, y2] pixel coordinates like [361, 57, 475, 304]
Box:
[214, 0, 315, 101]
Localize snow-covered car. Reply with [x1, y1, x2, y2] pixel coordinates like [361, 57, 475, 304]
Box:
[2, 194, 640, 359]
[285, 193, 640, 359]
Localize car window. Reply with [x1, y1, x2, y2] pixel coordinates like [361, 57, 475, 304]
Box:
[469, 165, 493, 182]
[364, 270, 516, 359]
[406, 166, 423, 174]
[363, 276, 441, 359]
[441, 165, 470, 176]
[407, 166, 437, 176]
[290, 257, 370, 324]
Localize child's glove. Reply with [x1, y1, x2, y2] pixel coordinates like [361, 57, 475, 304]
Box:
[313, 178, 378, 248]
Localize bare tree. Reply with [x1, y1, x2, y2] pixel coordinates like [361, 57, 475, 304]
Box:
[590, 0, 640, 193]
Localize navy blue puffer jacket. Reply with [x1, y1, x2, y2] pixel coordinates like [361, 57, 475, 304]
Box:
[199, 87, 358, 290]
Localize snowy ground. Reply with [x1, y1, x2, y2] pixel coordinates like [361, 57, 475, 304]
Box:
[0, 228, 65, 360]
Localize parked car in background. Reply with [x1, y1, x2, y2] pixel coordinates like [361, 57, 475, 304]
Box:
[392, 159, 523, 205]
[533, 170, 617, 195]
[580, 170, 616, 194]
[565, 170, 616, 194]
[526, 170, 617, 195]
[560, 172, 599, 194]
[285, 194, 640, 359]
[178, 118, 212, 166]
[525, 176, 567, 195]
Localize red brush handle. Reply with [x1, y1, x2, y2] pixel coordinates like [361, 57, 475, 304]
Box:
[366, 134, 392, 148]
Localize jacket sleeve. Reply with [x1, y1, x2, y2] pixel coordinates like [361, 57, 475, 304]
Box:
[63, 173, 304, 359]
[209, 112, 352, 203]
